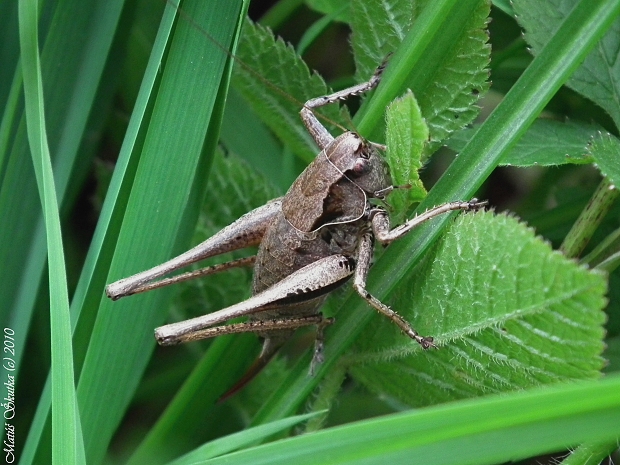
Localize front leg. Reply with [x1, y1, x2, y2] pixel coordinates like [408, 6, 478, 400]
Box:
[300, 58, 389, 149]
[372, 199, 488, 245]
[352, 233, 435, 349]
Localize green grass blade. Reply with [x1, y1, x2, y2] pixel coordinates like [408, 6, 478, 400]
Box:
[18, 0, 84, 462]
[168, 412, 322, 465]
[203, 375, 620, 465]
[73, 1, 246, 462]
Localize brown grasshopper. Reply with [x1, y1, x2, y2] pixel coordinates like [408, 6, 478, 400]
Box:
[105, 61, 486, 387]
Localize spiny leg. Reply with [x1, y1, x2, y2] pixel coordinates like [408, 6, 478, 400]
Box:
[157, 314, 326, 345]
[114, 256, 256, 297]
[352, 234, 435, 349]
[300, 58, 389, 149]
[106, 199, 281, 300]
[372, 198, 488, 245]
[155, 254, 354, 345]
[310, 316, 336, 375]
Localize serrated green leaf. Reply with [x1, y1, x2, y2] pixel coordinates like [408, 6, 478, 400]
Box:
[350, 0, 420, 79]
[385, 90, 428, 222]
[514, 0, 620, 130]
[447, 119, 600, 166]
[588, 132, 620, 186]
[349, 211, 606, 406]
[233, 19, 347, 163]
[351, 0, 491, 153]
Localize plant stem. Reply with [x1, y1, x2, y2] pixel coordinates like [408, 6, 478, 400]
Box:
[560, 177, 619, 258]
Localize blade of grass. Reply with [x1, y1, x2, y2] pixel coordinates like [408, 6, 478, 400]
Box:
[0, 0, 127, 375]
[127, 334, 257, 464]
[252, 0, 620, 425]
[18, 1, 141, 462]
[204, 375, 620, 465]
[18, 0, 85, 462]
[168, 413, 324, 465]
[72, 1, 246, 462]
[561, 177, 620, 258]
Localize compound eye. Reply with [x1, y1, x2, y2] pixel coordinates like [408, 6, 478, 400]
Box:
[353, 139, 371, 159]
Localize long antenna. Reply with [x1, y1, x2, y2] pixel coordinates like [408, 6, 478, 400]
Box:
[166, 0, 353, 134]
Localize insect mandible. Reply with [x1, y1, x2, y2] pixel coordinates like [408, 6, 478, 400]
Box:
[105, 60, 487, 389]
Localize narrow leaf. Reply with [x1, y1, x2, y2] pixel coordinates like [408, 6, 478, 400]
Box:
[18, 0, 84, 462]
[169, 412, 322, 465]
[205, 375, 620, 465]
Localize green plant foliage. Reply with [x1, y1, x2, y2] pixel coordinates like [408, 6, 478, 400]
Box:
[588, 132, 620, 186]
[168, 412, 322, 465]
[385, 90, 428, 223]
[18, 0, 84, 462]
[351, 0, 491, 154]
[350, 211, 606, 405]
[184, 375, 620, 465]
[448, 119, 602, 166]
[232, 19, 347, 163]
[6, 0, 620, 463]
[514, 0, 620, 129]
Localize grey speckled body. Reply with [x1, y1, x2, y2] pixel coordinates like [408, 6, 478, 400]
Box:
[250, 132, 392, 356]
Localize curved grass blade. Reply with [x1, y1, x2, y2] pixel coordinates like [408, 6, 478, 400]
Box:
[18, 0, 84, 462]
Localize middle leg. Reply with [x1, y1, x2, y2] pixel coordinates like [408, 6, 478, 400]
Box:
[352, 233, 435, 349]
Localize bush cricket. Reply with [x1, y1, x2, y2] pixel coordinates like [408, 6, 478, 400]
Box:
[106, 40, 487, 395]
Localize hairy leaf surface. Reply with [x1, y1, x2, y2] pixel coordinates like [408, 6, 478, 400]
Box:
[349, 211, 607, 406]
[514, 0, 620, 129]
